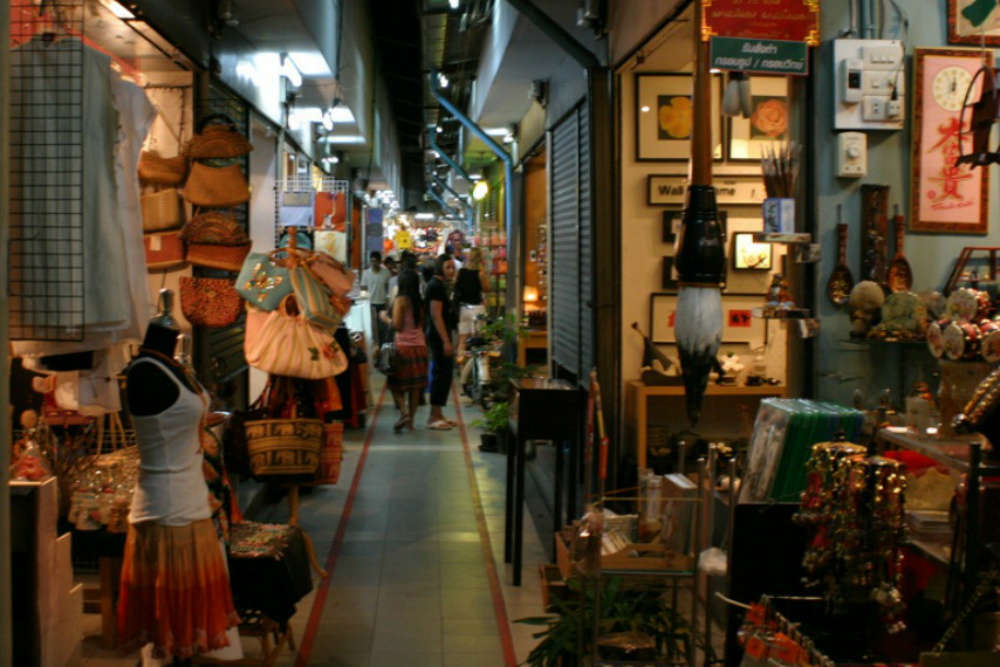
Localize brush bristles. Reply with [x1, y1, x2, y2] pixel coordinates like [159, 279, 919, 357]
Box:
[676, 286, 722, 426]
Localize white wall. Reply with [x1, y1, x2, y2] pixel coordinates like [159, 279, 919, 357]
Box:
[608, 0, 689, 67]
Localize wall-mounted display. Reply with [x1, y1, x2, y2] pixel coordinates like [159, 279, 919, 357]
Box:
[648, 175, 766, 206]
[650, 292, 763, 344]
[635, 72, 722, 161]
[948, 0, 1000, 46]
[727, 76, 790, 161]
[732, 232, 772, 270]
[910, 48, 990, 234]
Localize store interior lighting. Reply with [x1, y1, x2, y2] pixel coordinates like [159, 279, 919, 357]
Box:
[483, 127, 508, 137]
[100, 0, 135, 19]
[320, 134, 366, 144]
[448, 0, 460, 8]
[468, 173, 482, 180]
[415, 212, 436, 220]
[437, 72, 449, 89]
[472, 180, 489, 201]
[288, 51, 333, 77]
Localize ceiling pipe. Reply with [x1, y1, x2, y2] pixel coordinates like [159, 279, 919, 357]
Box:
[427, 126, 472, 182]
[426, 187, 462, 219]
[431, 172, 475, 231]
[429, 70, 517, 312]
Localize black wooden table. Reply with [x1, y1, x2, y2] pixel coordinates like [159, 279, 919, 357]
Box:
[505, 377, 584, 585]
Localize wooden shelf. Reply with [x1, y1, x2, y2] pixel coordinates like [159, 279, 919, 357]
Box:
[626, 380, 786, 397]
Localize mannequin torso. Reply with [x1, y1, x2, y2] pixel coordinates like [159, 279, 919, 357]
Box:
[127, 323, 199, 416]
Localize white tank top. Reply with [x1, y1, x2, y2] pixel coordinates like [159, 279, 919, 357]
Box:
[128, 357, 212, 526]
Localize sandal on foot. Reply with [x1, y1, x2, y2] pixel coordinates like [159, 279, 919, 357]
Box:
[427, 419, 453, 431]
[393, 416, 408, 433]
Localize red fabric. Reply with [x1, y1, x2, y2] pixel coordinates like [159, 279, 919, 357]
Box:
[883, 449, 945, 475]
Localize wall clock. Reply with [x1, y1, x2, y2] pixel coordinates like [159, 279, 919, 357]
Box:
[910, 48, 990, 234]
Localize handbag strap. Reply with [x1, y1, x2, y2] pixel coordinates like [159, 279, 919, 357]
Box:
[196, 113, 238, 134]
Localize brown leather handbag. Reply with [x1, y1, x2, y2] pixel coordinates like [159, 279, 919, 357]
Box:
[181, 211, 252, 271]
[179, 276, 243, 328]
[144, 230, 186, 272]
[185, 114, 254, 159]
[137, 151, 188, 185]
[183, 162, 250, 208]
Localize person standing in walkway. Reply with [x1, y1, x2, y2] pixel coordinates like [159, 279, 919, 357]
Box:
[455, 247, 490, 358]
[388, 269, 428, 433]
[425, 254, 458, 430]
[361, 250, 391, 346]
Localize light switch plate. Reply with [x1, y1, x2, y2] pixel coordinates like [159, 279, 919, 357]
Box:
[833, 39, 905, 131]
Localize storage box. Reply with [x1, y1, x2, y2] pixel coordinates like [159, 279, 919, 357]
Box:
[555, 531, 694, 580]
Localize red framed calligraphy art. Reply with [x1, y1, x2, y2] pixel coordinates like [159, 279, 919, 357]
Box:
[910, 48, 990, 234]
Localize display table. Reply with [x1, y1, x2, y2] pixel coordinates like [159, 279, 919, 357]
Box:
[624, 380, 785, 475]
[516, 329, 547, 367]
[506, 378, 584, 586]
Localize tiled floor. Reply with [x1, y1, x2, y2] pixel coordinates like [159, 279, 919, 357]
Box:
[81, 378, 550, 666]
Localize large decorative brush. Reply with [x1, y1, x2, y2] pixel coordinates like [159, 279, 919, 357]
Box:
[674, 0, 725, 426]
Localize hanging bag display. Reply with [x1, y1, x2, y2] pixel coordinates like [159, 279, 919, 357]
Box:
[179, 276, 243, 328]
[286, 263, 342, 331]
[316, 421, 344, 484]
[184, 114, 254, 159]
[243, 295, 348, 379]
[181, 211, 252, 271]
[244, 414, 322, 478]
[138, 150, 188, 185]
[235, 252, 292, 310]
[140, 188, 183, 232]
[183, 162, 251, 208]
[307, 251, 354, 297]
[143, 230, 186, 271]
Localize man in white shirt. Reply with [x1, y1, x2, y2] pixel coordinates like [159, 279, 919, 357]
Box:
[361, 251, 391, 346]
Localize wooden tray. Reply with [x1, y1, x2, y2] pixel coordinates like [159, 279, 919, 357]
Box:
[555, 532, 694, 580]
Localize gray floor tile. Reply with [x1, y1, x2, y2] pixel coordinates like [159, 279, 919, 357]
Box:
[442, 651, 506, 667]
[368, 650, 443, 667]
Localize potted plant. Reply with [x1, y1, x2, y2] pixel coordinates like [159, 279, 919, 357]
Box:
[516, 576, 695, 666]
[475, 401, 510, 453]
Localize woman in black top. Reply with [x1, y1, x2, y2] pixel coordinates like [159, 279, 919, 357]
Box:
[454, 247, 491, 357]
[425, 254, 458, 429]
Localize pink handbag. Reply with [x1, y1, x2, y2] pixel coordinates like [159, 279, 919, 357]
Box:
[306, 252, 354, 298]
[244, 296, 348, 379]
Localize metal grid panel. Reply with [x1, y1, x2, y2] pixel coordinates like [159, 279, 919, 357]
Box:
[9, 1, 86, 341]
[578, 106, 593, 380]
[550, 112, 580, 377]
[273, 176, 350, 245]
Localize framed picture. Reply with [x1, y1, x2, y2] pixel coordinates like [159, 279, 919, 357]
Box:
[650, 292, 763, 345]
[910, 48, 990, 234]
[732, 232, 772, 270]
[662, 210, 682, 243]
[662, 257, 677, 291]
[948, 0, 1000, 46]
[727, 76, 790, 161]
[635, 72, 723, 161]
[648, 174, 766, 206]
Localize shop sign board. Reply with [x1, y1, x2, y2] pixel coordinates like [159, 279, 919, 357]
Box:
[647, 174, 766, 206]
[709, 37, 808, 76]
[701, 0, 820, 46]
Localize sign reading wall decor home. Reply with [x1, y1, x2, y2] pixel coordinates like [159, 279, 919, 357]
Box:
[648, 175, 766, 206]
[701, 0, 820, 45]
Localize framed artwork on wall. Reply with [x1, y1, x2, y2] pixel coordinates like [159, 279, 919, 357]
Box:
[650, 292, 763, 345]
[727, 76, 790, 162]
[635, 72, 722, 161]
[948, 0, 1000, 45]
[910, 48, 990, 234]
[732, 232, 772, 270]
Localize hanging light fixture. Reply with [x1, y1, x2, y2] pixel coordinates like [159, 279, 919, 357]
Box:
[472, 180, 489, 201]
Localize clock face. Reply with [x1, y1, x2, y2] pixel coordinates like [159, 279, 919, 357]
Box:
[931, 66, 973, 111]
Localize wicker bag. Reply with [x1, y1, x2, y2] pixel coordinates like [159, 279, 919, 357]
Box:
[185, 114, 254, 159]
[138, 151, 188, 185]
[140, 188, 183, 232]
[183, 162, 250, 208]
[182, 211, 252, 271]
[245, 418, 322, 477]
[179, 276, 243, 328]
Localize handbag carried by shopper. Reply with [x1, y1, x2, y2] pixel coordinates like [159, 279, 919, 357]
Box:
[181, 211, 252, 271]
[140, 188, 183, 232]
[374, 340, 398, 376]
[236, 252, 292, 310]
[185, 114, 254, 159]
[244, 295, 348, 379]
[183, 162, 250, 208]
[179, 276, 243, 328]
[143, 230, 186, 271]
[138, 151, 188, 185]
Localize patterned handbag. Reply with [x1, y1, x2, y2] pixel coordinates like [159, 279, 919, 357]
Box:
[288, 264, 342, 331]
[307, 251, 354, 297]
[184, 114, 254, 159]
[181, 211, 252, 271]
[244, 296, 348, 379]
[235, 252, 292, 310]
[179, 276, 243, 328]
[183, 162, 250, 208]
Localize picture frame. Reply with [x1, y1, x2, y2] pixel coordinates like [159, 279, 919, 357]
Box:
[727, 76, 790, 162]
[635, 72, 723, 161]
[948, 0, 1000, 46]
[648, 175, 766, 206]
[662, 210, 682, 243]
[732, 231, 772, 270]
[910, 48, 990, 234]
[650, 292, 763, 345]
[661, 257, 677, 291]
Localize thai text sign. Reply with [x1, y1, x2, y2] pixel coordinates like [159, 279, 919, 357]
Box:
[709, 37, 808, 75]
[702, 0, 820, 46]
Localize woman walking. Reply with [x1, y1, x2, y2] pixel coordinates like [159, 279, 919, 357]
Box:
[455, 247, 490, 357]
[425, 254, 458, 430]
[388, 269, 429, 432]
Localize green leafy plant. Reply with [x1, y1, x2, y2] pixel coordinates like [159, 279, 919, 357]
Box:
[473, 401, 510, 433]
[516, 576, 693, 666]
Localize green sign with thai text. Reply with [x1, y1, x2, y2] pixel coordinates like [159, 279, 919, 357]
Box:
[709, 37, 808, 76]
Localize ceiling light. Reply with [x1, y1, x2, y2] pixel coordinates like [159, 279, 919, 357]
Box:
[320, 134, 366, 144]
[322, 107, 336, 131]
[709, 68, 722, 74]
[483, 127, 508, 137]
[288, 51, 332, 77]
[438, 72, 449, 89]
[101, 0, 135, 19]
[502, 133, 514, 144]
[436, 126, 443, 134]
[448, 0, 460, 8]
[640, 105, 650, 113]
[415, 212, 435, 220]
[468, 173, 482, 180]
[472, 180, 489, 201]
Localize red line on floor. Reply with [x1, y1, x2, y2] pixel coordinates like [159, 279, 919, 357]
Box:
[452, 388, 519, 667]
[294, 384, 387, 667]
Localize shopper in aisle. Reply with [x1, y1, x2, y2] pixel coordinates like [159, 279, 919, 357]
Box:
[455, 247, 491, 358]
[425, 253, 458, 430]
[361, 250, 391, 346]
[387, 269, 429, 432]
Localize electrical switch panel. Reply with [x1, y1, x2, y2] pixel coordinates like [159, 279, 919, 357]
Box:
[837, 132, 867, 178]
[833, 39, 905, 131]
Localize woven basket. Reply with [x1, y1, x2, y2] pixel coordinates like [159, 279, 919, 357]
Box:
[316, 421, 344, 484]
[245, 418, 322, 477]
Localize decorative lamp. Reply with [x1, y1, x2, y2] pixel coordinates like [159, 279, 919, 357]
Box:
[472, 180, 489, 201]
